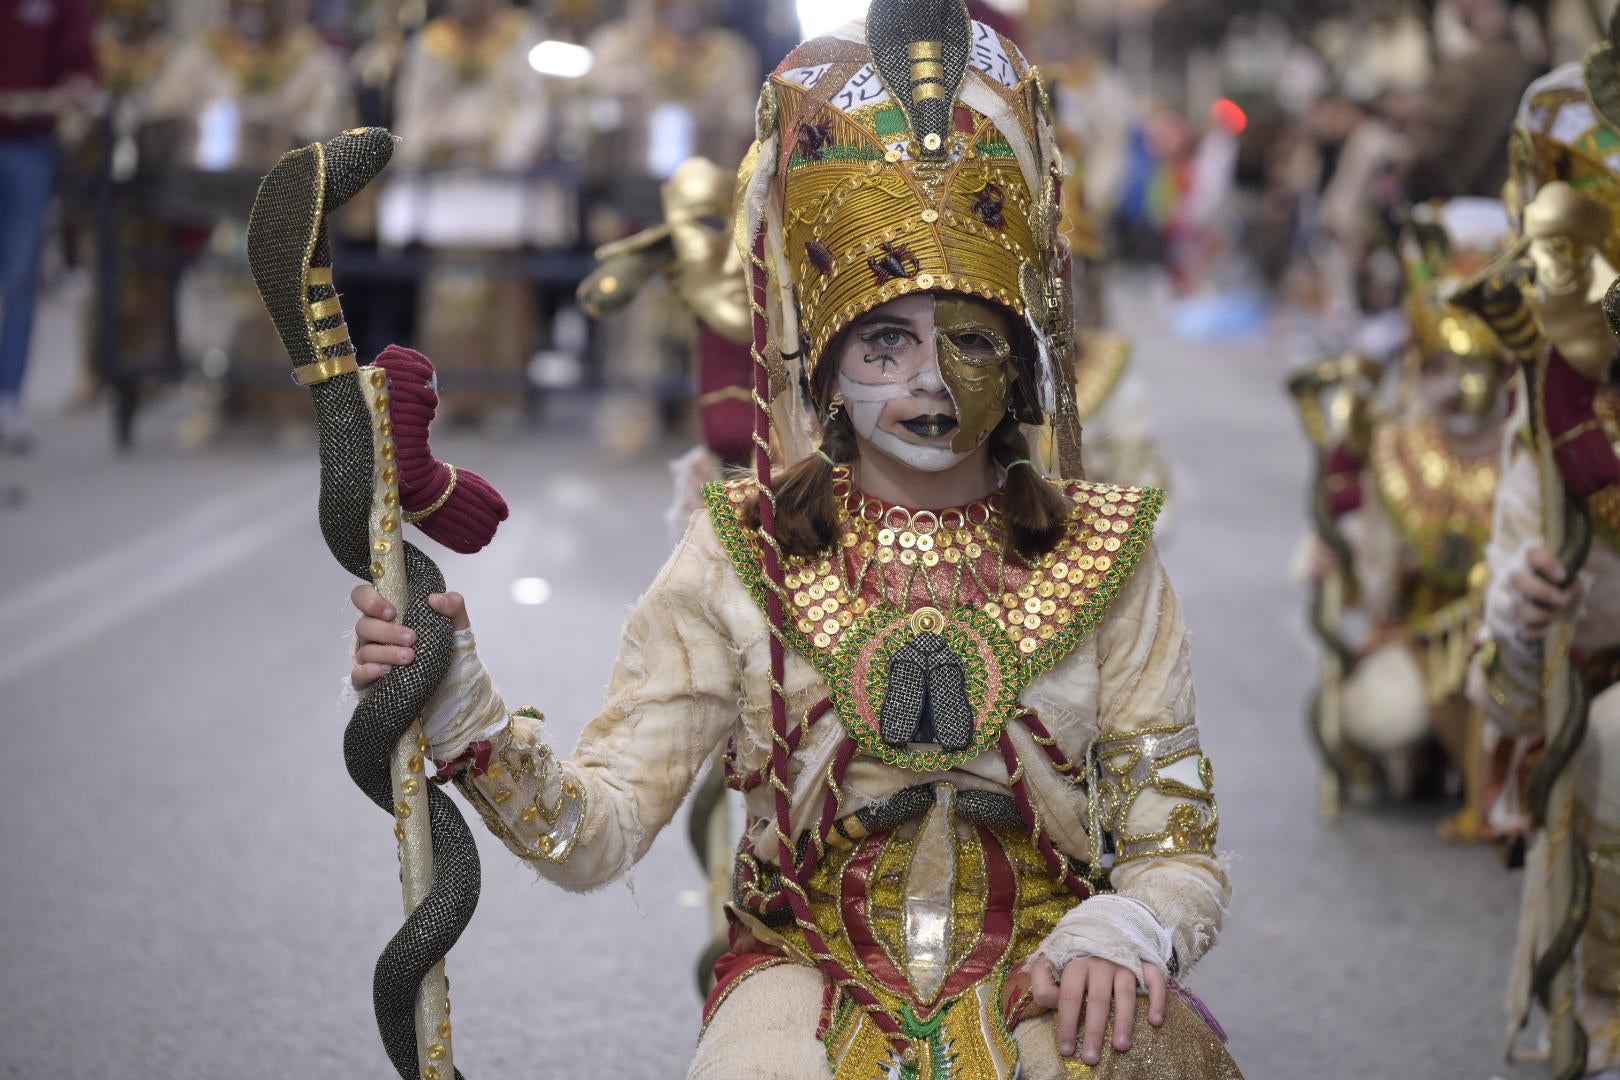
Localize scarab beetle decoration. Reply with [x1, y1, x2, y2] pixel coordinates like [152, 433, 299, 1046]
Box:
[806, 240, 836, 275]
[878, 631, 975, 751]
[972, 183, 1006, 229]
[868, 241, 922, 285]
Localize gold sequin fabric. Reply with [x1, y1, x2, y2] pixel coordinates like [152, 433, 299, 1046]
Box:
[1038, 991, 1245, 1079]
[1369, 418, 1499, 596]
[706, 471, 1164, 771]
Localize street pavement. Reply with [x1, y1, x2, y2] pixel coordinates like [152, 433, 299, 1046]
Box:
[0, 279, 1543, 1079]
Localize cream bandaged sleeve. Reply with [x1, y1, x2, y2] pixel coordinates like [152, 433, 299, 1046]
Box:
[454, 514, 742, 891]
[1066, 544, 1230, 973]
[417, 629, 510, 757]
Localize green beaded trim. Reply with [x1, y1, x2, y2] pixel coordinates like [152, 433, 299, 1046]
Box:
[972, 137, 1017, 159]
[702, 479, 1164, 770]
[788, 143, 887, 170]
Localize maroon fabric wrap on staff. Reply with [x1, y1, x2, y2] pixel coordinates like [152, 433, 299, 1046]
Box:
[373, 345, 510, 554]
[1323, 444, 1367, 517]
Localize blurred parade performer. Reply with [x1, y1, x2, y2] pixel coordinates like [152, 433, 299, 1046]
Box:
[143, 0, 351, 431]
[580, 0, 758, 457]
[1014, 0, 1168, 498]
[1407, 0, 1535, 201]
[0, 0, 98, 451]
[1295, 199, 1513, 836]
[577, 155, 754, 530]
[1070, 330, 1171, 507]
[389, 0, 550, 424]
[84, 0, 175, 414]
[96, 0, 168, 116]
[1465, 45, 1620, 1077]
[347, 4, 1239, 1076]
[144, 0, 350, 142]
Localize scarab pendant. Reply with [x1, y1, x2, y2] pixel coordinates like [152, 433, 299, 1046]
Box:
[879, 631, 975, 751]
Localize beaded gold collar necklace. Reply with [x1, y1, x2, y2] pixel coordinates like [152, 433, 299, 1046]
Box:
[831, 466, 1015, 616]
[706, 472, 1164, 770]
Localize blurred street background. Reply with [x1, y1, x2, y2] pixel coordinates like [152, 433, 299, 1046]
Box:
[1, 0, 1607, 1076]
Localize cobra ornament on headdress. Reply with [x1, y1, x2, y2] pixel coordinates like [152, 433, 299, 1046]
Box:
[1399, 198, 1514, 385]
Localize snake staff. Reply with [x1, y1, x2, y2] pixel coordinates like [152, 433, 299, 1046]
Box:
[1286, 355, 1382, 818]
[1454, 228, 1593, 1080]
[246, 127, 507, 1080]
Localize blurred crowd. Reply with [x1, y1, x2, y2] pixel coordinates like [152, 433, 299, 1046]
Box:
[0, 0, 794, 452]
[0, 0, 1590, 458]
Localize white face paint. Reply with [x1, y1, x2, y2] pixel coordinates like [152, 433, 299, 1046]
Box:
[832, 294, 985, 473]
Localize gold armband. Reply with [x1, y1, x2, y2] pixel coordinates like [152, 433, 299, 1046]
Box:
[1093, 724, 1219, 865]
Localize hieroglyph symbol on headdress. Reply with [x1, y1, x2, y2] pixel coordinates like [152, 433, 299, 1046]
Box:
[798, 117, 835, 161]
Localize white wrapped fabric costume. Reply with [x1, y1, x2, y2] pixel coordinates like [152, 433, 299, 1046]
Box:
[423, 482, 1234, 1079]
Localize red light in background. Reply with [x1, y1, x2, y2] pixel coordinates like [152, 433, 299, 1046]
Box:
[1212, 98, 1248, 134]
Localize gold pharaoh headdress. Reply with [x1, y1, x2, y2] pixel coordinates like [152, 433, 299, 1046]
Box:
[737, 0, 1069, 387]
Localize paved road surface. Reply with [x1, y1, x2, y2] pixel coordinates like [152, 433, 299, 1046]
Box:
[0, 280, 1541, 1079]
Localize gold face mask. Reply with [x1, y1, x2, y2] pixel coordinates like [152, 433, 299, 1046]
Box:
[934, 296, 1018, 453]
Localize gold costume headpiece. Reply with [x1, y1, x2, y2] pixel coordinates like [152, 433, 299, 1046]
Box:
[1510, 56, 1620, 270]
[738, 0, 1069, 385]
[1401, 199, 1513, 365]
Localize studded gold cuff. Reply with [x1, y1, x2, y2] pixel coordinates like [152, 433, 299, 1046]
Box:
[455, 708, 586, 865]
[1093, 724, 1219, 865]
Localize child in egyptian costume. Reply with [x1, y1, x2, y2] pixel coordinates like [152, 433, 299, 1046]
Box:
[1467, 51, 1620, 1075]
[349, 5, 1237, 1076]
[1297, 198, 1514, 832]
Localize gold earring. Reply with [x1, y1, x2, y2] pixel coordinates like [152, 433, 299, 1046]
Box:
[827, 394, 845, 421]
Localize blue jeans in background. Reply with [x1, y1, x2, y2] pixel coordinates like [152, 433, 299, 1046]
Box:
[0, 135, 61, 401]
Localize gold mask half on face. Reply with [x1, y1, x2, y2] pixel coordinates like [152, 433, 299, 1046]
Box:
[934, 296, 1018, 453]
